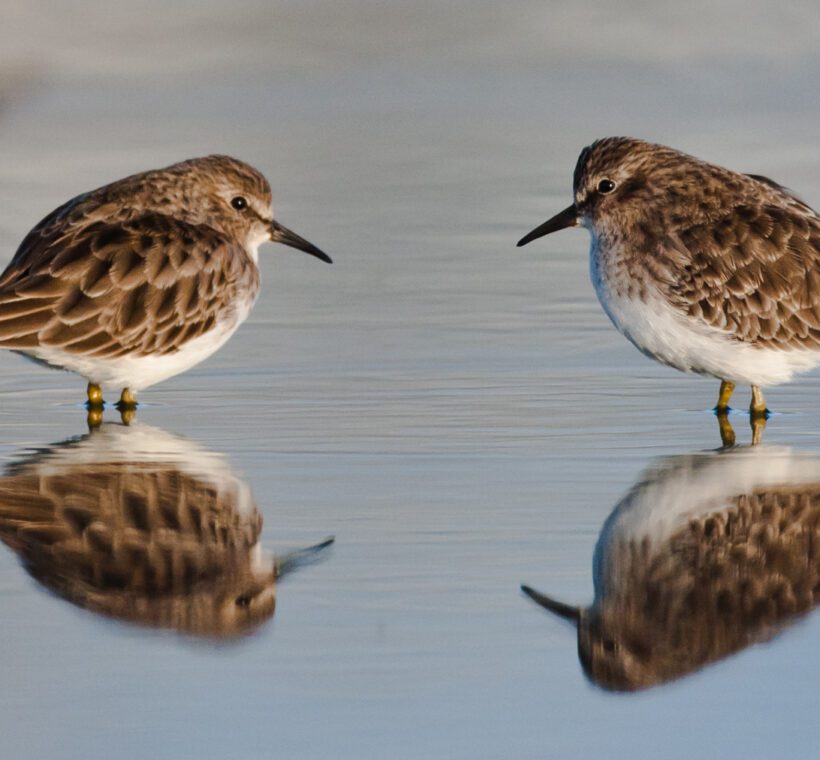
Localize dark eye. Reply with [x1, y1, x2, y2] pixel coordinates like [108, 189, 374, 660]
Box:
[602, 638, 618, 654]
[231, 196, 248, 211]
[597, 179, 616, 194]
[235, 594, 252, 608]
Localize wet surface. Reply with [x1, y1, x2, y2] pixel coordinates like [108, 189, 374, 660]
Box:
[0, 2, 819, 758]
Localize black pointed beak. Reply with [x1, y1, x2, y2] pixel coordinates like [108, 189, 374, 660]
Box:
[521, 584, 581, 624]
[516, 204, 578, 247]
[270, 220, 332, 263]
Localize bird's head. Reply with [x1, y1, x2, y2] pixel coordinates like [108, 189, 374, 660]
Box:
[125, 154, 332, 263]
[517, 137, 749, 247]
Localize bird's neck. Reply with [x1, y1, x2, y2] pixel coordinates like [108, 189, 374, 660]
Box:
[589, 228, 652, 302]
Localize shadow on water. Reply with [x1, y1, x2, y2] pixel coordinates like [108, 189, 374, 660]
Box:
[0, 422, 333, 640]
[522, 444, 820, 692]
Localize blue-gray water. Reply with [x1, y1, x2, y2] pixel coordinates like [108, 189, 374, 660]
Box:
[0, 2, 819, 758]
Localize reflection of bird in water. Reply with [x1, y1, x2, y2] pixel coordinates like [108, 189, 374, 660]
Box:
[0, 423, 332, 639]
[522, 447, 820, 691]
[716, 408, 767, 448]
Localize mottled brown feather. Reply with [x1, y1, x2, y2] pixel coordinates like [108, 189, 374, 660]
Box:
[582, 484, 820, 691]
[0, 213, 259, 357]
[663, 203, 820, 349]
[572, 138, 820, 352]
[0, 445, 273, 638]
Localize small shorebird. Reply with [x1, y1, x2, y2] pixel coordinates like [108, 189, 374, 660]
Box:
[0, 155, 331, 416]
[522, 446, 820, 690]
[0, 423, 334, 638]
[518, 137, 820, 418]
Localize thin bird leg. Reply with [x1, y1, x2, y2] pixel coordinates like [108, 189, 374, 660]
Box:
[716, 411, 736, 448]
[116, 387, 138, 425]
[750, 385, 768, 417]
[85, 382, 105, 430]
[86, 382, 104, 407]
[117, 387, 137, 408]
[87, 407, 103, 431]
[751, 415, 766, 446]
[715, 380, 735, 412]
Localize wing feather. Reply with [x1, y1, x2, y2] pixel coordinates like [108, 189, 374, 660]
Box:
[0, 213, 259, 357]
[662, 203, 820, 349]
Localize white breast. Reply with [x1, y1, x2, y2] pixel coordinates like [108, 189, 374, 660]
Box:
[589, 236, 820, 387]
[593, 446, 820, 594]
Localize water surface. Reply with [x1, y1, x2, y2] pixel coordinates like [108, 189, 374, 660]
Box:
[0, 3, 819, 758]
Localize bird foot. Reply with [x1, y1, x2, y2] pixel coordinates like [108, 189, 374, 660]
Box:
[114, 388, 138, 425]
[86, 382, 104, 407]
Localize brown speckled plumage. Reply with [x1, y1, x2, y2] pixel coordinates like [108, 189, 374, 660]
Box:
[0, 214, 259, 357]
[581, 486, 820, 691]
[518, 137, 820, 407]
[0, 424, 333, 638]
[523, 448, 820, 691]
[0, 155, 329, 397]
[574, 138, 820, 349]
[0, 157, 265, 357]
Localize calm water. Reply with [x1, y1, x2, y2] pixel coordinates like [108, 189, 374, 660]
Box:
[0, 2, 819, 758]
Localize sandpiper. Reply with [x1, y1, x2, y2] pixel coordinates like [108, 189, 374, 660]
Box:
[518, 137, 820, 417]
[522, 446, 820, 690]
[0, 422, 334, 638]
[0, 155, 331, 415]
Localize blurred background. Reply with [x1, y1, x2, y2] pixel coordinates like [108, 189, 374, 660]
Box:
[0, 2, 818, 759]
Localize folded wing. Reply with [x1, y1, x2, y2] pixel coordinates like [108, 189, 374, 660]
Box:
[0, 213, 258, 357]
[660, 202, 820, 349]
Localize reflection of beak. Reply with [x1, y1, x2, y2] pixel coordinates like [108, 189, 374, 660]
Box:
[516, 204, 578, 247]
[521, 584, 580, 624]
[274, 536, 335, 579]
[269, 220, 333, 263]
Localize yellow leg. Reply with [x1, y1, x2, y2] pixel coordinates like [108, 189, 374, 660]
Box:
[750, 386, 768, 416]
[715, 380, 735, 412]
[116, 387, 138, 425]
[750, 415, 766, 446]
[86, 383, 105, 430]
[86, 382, 104, 407]
[716, 411, 736, 448]
[87, 407, 104, 430]
[118, 387, 137, 407]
